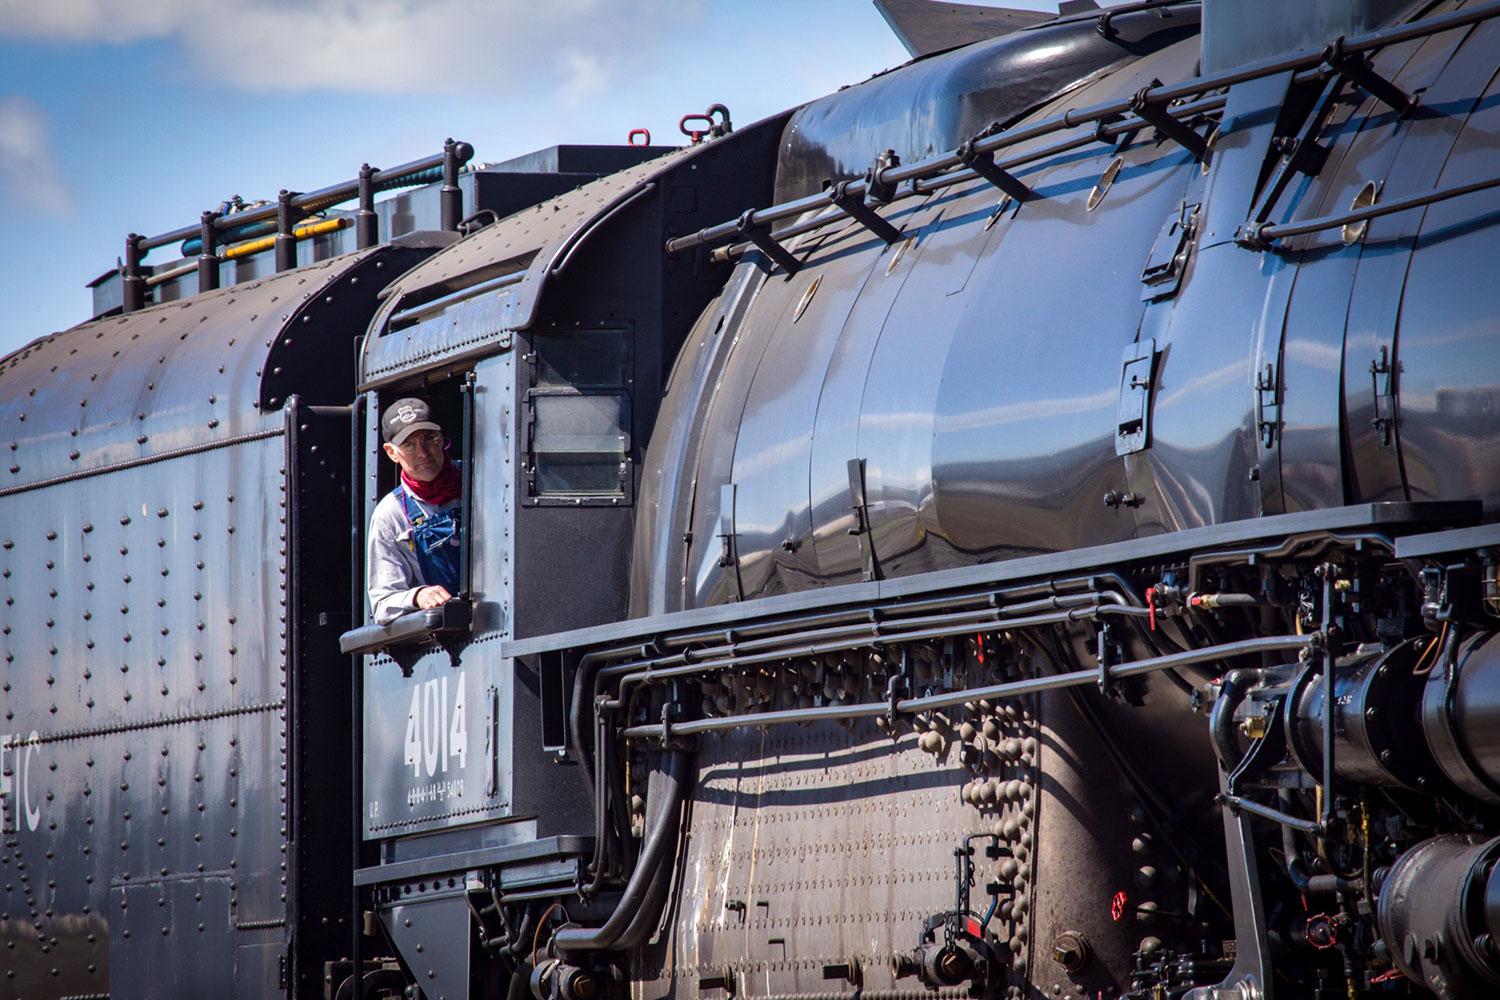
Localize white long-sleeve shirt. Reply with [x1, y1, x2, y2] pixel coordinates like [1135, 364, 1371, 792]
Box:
[366, 490, 462, 625]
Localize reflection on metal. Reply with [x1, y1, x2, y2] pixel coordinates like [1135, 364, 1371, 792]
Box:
[1201, 125, 1220, 176]
[1342, 180, 1381, 245]
[793, 274, 823, 323]
[846, 457, 881, 582]
[1088, 156, 1124, 212]
[886, 234, 917, 275]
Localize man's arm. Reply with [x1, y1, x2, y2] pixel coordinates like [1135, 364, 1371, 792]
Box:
[367, 498, 427, 625]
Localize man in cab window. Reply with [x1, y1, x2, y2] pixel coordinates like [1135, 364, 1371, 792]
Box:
[368, 397, 463, 624]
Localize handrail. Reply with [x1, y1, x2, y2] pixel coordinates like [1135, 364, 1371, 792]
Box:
[120, 138, 475, 313]
[664, 0, 1500, 261]
[135, 141, 473, 253]
[1239, 170, 1500, 249]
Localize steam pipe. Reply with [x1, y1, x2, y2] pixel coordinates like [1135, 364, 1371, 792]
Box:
[621, 635, 1313, 740]
[554, 750, 693, 954]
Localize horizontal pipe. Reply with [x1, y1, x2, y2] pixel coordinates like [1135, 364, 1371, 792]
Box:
[1220, 793, 1323, 834]
[143, 260, 198, 288]
[622, 633, 1312, 739]
[612, 606, 1108, 714]
[223, 216, 351, 261]
[138, 144, 471, 254]
[608, 596, 1101, 698]
[709, 91, 1233, 265]
[1255, 170, 1500, 245]
[668, 0, 1500, 257]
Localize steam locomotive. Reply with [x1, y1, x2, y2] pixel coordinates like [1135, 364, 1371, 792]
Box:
[6, 1, 1500, 998]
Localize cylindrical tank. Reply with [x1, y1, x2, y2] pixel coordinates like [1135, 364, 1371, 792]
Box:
[631, 1, 1500, 618]
[1377, 835, 1500, 999]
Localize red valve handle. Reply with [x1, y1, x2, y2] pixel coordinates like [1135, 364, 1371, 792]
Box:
[679, 113, 714, 144]
[628, 128, 651, 147]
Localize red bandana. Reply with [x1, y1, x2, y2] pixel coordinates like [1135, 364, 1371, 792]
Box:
[401, 459, 461, 507]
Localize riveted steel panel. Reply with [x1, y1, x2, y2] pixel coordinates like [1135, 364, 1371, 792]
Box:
[380, 892, 473, 1000]
[109, 876, 234, 999]
[0, 247, 392, 494]
[0, 432, 292, 997]
[640, 690, 1042, 999]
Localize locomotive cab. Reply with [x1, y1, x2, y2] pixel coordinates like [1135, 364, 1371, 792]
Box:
[339, 121, 787, 1000]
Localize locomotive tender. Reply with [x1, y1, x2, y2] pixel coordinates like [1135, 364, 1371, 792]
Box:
[7, 1, 1500, 998]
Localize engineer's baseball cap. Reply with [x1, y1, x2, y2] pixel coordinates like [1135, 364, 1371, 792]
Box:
[381, 398, 442, 446]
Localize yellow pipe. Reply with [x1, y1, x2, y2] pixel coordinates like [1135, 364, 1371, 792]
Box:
[223, 216, 351, 260]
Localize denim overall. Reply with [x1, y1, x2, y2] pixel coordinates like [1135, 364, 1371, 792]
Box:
[395, 485, 462, 593]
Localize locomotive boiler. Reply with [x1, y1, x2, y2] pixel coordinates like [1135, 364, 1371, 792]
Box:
[7, 1, 1500, 999]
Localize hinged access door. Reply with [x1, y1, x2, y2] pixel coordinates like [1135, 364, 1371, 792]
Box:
[1116, 338, 1159, 456]
[1140, 203, 1200, 301]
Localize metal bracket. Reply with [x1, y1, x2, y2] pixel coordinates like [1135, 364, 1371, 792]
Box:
[1096, 622, 1115, 696]
[1324, 37, 1417, 116]
[734, 209, 800, 276]
[847, 458, 882, 581]
[1224, 696, 1287, 797]
[956, 138, 1032, 203]
[1255, 361, 1281, 448]
[865, 149, 902, 204]
[828, 180, 903, 244]
[717, 483, 745, 600]
[1130, 86, 1208, 159]
[1237, 76, 1343, 249]
[1370, 345, 1397, 446]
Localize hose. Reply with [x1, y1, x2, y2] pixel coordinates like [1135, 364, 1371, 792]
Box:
[554, 750, 694, 954]
[1210, 668, 1264, 769]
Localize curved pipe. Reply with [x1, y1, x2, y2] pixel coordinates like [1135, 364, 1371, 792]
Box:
[612, 828, 680, 950]
[555, 750, 694, 954]
[1210, 668, 1265, 770]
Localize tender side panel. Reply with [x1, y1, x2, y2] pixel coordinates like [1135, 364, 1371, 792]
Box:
[0, 435, 290, 1000]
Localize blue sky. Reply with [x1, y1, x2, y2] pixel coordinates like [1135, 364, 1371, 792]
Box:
[0, 0, 1061, 357]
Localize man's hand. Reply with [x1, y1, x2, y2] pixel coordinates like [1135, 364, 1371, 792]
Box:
[416, 585, 453, 609]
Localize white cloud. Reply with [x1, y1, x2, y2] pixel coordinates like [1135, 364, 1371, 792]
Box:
[0, 97, 72, 216]
[556, 48, 608, 107]
[0, 0, 700, 97]
[0, 0, 182, 42]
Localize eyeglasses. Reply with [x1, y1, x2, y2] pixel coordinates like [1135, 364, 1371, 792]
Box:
[396, 431, 444, 452]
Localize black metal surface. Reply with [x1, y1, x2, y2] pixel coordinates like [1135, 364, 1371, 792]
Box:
[1396, 522, 1500, 559]
[770, 7, 1199, 204]
[1376, 835, 1500, 998]
[380, 891, 473, 1000]
[13, 2, 1500, 998]
[0, 246, 405, 494]
[541, 503, 1475, 658]
[1421, 630, 1500, 804]
[669, 0, 1500, 258]
[0, 241, 439, 996]
[352, 835, 590, 887]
